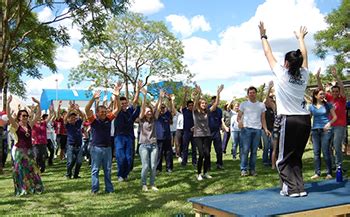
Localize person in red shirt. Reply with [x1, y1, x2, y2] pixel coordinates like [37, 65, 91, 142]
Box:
[54, 101, 67, 160]
[317, 67, 347, 169]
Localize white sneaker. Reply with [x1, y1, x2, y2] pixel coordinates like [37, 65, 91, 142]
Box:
[280, 190, 288, 196]
[203, 173, 212, 179]
[299, 192, 308, 197]
[197, 174, 203, 181]
[118, 177, 124, 182]
[178, 157, 182, 163]
[289, 193, 300, 198]
[151, 186, 159, 192]
[142, 185, 148, 192]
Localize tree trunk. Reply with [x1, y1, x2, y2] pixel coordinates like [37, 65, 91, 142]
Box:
[124, 78, 129, 100]
[0, 2, 4, 112]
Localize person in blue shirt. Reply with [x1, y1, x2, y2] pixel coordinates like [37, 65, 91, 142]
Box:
[181, 87, 196, 167]
[64, 103, 85, 179]
[208, 94, 224, 170]
[114, 80, 142, 182]
[85, 83, 122, 194]
[155, 90, 176, 173]
[309, 88, 337, 180]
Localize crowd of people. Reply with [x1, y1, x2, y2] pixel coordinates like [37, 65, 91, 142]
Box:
[0, 22, 348, 197]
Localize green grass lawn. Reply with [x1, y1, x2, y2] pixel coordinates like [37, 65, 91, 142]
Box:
[0, 143, 349, 216]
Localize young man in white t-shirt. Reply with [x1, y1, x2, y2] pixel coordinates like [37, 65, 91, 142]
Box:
[237, 86, 271, 176]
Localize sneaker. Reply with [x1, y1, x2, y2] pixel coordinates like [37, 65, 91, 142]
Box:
[216, 165, 224, 170]
[250, 171, 258, 176]
[289, 193, 300, 198]
[203, 173, 212, 179]
[325, 174, 333, 180]
[299, 191, 308, 197]
[311, 174, 320, 179]
[241, 170, 248, 177]
[73, 175, 81, 179]
[280, 190, 288, 196]
[142, 185, 148, 192]
[151, 186, 159, 192]
[166, 169, 173, 173]
[197, 174, 203, 181]
[178, 157, 182, 163]
[118, 177, 124, 182]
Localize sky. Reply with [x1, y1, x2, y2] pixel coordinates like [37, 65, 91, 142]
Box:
[25, 0, 342, 102]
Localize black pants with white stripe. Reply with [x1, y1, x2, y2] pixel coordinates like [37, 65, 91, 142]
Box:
[276, 115, 311, 195]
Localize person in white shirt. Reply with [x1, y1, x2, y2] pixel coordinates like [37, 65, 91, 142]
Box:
[259, 22, 311, 197]
[237, 86, 270, 177]
[230, 102, 241, 160]
[174, 109, 184, 161]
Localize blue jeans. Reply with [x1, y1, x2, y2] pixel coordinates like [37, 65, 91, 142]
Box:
[311, 129, 332, 175]
[66, 144, 83, 177]
[90, 146, 114, 193]
[331, 126, 346, 167]
[114, 135, 133, 178]
[231, 131, 241, 159]
[240, 128, 262, 172]
[262, 130, 272, 165]
[139, 144, 158, 186]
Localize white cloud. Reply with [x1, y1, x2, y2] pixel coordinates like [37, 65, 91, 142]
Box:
[37, 7, 53, 22]
[181, 0, 333, 100]
[129, 0, 164, 15]
[25, 73, 65, 103]
[166, 15, 211, 38]
[55, 47, 81, 70]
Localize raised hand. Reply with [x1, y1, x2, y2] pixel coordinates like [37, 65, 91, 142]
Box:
[217, 84, 224, 94]
[113, 81, 123, 96]
[294, 26, 308, 40]
[316, 67, 321, 78]
[32, 97, 40, 104]
[137, 79, 143, 90]
[258, 21, 266, 37]
[170, 94, 175, 101]
[330, 67, 337, 77]
[8, 95, 12, 104]
[140, 88, 147, 95]
[158, 89, 165, 99]
[93, 90, 101, 100]
[268, 81, 274, 89]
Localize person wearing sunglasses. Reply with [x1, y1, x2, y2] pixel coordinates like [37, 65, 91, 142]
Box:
[7, 96, 44, 196]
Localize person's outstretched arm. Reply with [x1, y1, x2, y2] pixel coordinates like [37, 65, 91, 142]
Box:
[294, 26, 308, 69]
[315, 67, 324, 90]
[259, 21, 277, 70]
[331, 67, 345, 97]
[209, 85, 224, 112]
[85, 91, 101, 119]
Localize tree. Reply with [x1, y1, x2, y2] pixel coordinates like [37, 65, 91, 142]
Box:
[313, 0, 350, 74]
[69, 12, 192, 99]
[0, 0, 129, 110]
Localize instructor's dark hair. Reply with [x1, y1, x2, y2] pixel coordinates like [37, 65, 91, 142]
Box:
[285, 49, 303, 79]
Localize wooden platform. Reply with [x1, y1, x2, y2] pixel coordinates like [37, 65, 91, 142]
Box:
[188, 180, 350, 216]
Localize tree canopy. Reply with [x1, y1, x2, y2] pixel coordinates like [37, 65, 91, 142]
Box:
[69, 12, 192, 99]
[313, 0, 350, 75]
[0, 0, 129, 109]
